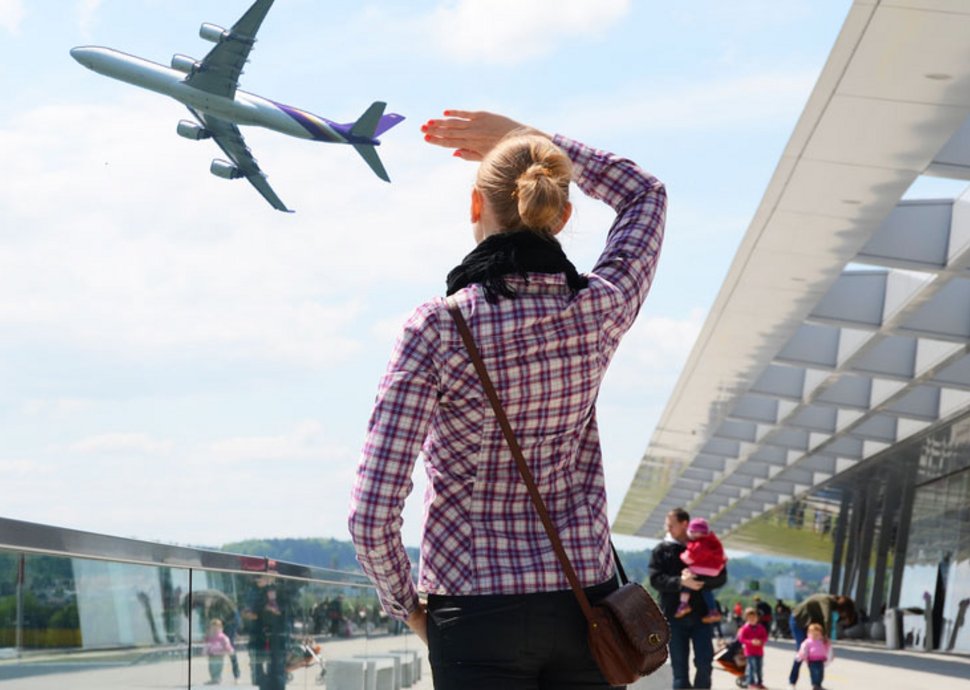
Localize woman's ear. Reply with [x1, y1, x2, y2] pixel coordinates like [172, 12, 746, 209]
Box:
[470, 187, 483, 223]
[550, 202, 573, 236]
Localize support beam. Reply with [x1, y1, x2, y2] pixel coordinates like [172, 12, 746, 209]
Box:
[729, 395, 780, 424]
[809, 271, 887, 329]
[870, 472, 899, 617]
[898, 278, 970, 342]
[854, 480, 880, 608]
[751, 365, 806, 401]
[776, 324, 841, 369]
[889, 459, 919, 608]
[814, 375, 872, 409]
[926, 116, 970, 180]
[829, 491, 851, 596]
[856, 200, 952, 272]
[842, 487, 865, 595]
[847, 336, 917, 381]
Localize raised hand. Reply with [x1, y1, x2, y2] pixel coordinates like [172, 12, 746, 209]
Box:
[420, 110, 547, 161]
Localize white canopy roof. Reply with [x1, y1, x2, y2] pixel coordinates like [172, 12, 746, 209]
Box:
[615, 0, 970, 539]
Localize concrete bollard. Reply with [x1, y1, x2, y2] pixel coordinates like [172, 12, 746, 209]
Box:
[390, 649, 422, 682]
[326, 659, 367, 690]
[355, 653, 404, 689]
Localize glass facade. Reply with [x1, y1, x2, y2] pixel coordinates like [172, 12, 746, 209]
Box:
[724, 408, 970, 655]
[899, 467, 970, 653]
[0, 547, 412, 688]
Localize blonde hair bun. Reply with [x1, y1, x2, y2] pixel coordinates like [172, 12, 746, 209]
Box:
[477, 135, 572, 235]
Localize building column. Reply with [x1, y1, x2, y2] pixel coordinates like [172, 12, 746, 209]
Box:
[888, 456, 919, 608]
[841, 486, 865, 595]
[829, 490, 851, 595]
[869, 472, 899, 616]
[854, 479, 879, 610]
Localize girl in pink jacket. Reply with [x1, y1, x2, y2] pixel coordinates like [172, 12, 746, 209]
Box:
[736, 608, 768, 688]
[796, 622, 833, 690]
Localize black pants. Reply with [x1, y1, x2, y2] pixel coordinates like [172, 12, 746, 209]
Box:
[427, 580, 618, 690]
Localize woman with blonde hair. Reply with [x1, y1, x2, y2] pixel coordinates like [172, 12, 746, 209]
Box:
[349, 110, 666, 689]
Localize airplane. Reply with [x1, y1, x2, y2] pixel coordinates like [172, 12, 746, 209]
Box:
[70, 0, 404, 212]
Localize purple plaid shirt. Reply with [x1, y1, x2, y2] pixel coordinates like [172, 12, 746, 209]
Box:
[349, 135, 666, 619]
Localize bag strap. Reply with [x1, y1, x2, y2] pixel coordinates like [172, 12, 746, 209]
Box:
[446, 297, 613, 622]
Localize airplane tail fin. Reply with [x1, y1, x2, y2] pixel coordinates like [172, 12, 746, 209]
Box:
[349, 101, 404, 182]
[353, 144, 390, 182]
[350, 101, 405, 139]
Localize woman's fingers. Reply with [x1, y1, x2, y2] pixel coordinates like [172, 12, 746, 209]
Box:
[420, 110, 527, 159]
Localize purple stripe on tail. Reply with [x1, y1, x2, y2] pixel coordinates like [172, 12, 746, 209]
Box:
[374, 113, 405, 137]
[272, 101, 341, 142]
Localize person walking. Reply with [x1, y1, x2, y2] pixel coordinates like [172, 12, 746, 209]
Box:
[349, 110, 667, 690]
[787, 593, 856, 689]
[796, 623, 833, 690]
[649, 508, 727, 689]
[736, 607, 767, 689]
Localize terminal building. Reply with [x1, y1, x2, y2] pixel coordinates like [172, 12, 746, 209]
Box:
[614, 0, 970, 655]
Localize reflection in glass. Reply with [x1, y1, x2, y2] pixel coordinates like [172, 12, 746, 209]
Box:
[0, 545, 402, 688]
[0, 552, 192, 687]
[899, 464, 970, 653]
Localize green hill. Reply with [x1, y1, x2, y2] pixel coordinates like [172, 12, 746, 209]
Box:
[218, 537, 828, 605]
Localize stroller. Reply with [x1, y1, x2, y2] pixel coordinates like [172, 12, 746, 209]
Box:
[285, 637, 327, 685]
[714, 638, 748, 688]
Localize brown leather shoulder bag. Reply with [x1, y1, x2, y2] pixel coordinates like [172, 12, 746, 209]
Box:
[446, 298, 670, 686]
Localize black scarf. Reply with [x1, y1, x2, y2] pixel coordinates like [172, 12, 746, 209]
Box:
[446, 230, 588, 303]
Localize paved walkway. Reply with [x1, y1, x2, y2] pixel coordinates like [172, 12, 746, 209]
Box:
[1, 633, 967, 689]
[631, 638, 970, 690]
[333, 634, 970, 690]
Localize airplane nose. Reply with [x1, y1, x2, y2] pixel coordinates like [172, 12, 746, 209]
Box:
[70, 46, 93, 68]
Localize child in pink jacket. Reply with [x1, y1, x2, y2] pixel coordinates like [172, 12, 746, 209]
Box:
[737, 607, 768, 688]
[796, 622, 833, 690]
[676, 517, 727, 622]
[204, 618, 235, 684]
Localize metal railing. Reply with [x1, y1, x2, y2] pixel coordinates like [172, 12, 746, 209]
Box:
[0, 516, 371, 585]
[0, 516, 391, 688]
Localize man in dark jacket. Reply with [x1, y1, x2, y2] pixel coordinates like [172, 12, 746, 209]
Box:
[649, 508, 727, 689]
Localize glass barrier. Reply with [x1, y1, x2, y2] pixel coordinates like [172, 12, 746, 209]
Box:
[0, 522, 421, 689]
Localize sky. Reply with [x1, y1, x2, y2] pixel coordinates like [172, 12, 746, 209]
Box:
[0, 0, 874, 553]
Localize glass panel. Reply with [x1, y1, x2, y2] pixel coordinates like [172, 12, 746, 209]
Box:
[0, 542, 419, 686]
[187, 572, 401, 688]
[941, 469, 970, 653]
[723, 494, 845, 562]
[0, 552, 20, 657]
[898, 467, 970, 651]
[0, 551, 191, 688]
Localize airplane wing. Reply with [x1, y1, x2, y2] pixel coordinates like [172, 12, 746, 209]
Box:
[184, 0, 275, 99]
[188, 107, 291, 212]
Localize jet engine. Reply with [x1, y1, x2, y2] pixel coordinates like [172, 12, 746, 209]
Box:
[200, 23, 229, 43]
[176, 120, 211, 141]
[210, 159, 244, 180]
[171, 54, 201, 74]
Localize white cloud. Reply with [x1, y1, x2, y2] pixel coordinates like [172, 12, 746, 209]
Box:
[0, 0, 24, 33]
[562, 70, 817, 134]
[208, 420, 346, 463]
[22, 397, 95, 417]
[77, 0, 102, 37]
[370, 308, 417, 345]
[3, 420, 374, 545]
[603, 309, 705, 397]
[68, 431, 174, 455]
[426, 0, 631, 64]
[0, 95, 472, 369]
[0, 458, 37, 476]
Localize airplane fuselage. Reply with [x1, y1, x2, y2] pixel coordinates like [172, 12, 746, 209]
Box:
[71, 46, 347, 144]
